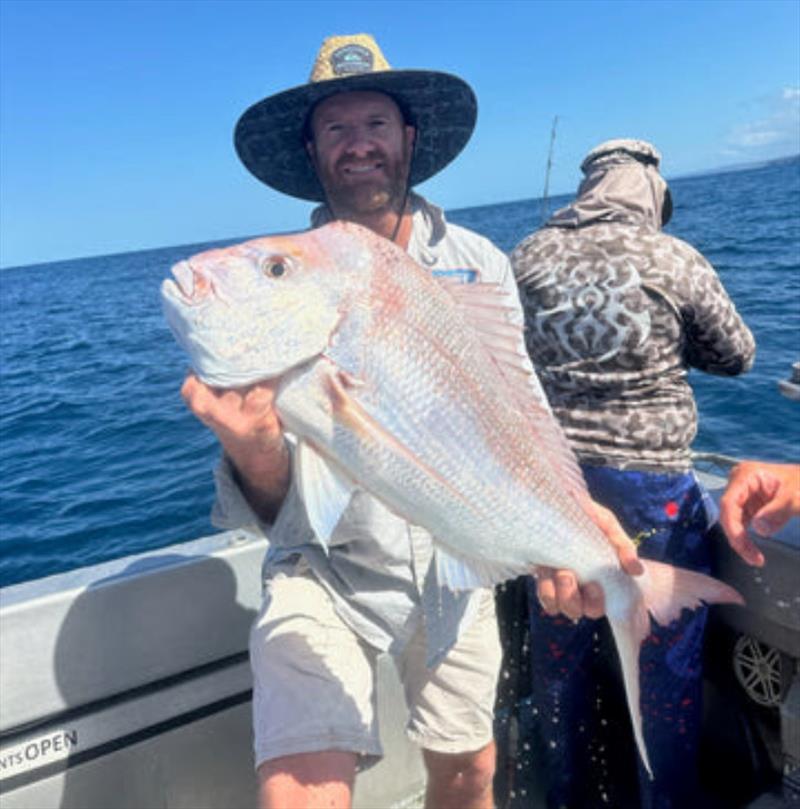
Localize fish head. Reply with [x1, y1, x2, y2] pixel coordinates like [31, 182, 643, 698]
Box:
[161, 225, 370, 387]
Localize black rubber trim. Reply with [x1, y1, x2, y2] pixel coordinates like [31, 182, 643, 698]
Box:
[0, 652, 252, 795]
[0, 688, 252, 794]
[0, 651, 250, 742]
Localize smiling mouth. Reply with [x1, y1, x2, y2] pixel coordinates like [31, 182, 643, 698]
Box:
[342, 162, 383, 177]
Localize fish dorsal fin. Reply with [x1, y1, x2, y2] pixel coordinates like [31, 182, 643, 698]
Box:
[435, 278, 590, 506]
[296, 440, 357, 546]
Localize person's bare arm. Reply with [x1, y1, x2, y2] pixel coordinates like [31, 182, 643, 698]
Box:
[719, 461, 800, 566]
[182, 375, 291, 523]
[535, 500, 644, 621]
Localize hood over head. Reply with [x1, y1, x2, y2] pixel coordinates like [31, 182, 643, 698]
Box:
[546, 139, 670, 231]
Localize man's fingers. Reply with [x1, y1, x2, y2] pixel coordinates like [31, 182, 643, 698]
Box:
[535, 567, 558, 616]
[181, 374, 217, 424]
[581, 582, 605, 619]
[752, 499, 794, 537]
[533, 499, 644, 622]
[618, 543, 644, 577]
[592, 502, 644, 576]
[755, 469, 781, 500]
[180, 373, 200, 403]
[718, 500, 746, 550]
[554, 570, 581, 621]
[534, 565, 608, 620]
[721, 467, 777, 535]
[750, 469, 791, 536]
[180, 376, 281, 435]
[719, 467, 783, 566]
[605, 522, 643, 575]
[728, 533, 765, 567]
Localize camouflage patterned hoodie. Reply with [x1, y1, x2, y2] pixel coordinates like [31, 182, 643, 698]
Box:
[512, 139, 756, 472]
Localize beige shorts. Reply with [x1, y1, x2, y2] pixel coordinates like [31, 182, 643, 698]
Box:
[249, 572, 501, 770]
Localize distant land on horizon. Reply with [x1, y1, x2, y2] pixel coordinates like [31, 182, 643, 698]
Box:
[447, 152, 800, 220]
[2, 153, 798, 272]
[670, 152, 800, 181]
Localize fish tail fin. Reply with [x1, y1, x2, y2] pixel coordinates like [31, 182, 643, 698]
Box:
[639, 558, 745, 626]
[608, 595, 653, 777]
[609, 560, 744, 779]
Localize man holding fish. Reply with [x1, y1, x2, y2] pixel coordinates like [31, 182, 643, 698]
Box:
[168, 34, 724, 809]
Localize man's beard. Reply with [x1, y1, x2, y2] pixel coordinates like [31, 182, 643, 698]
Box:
[320, 149, 411, 220]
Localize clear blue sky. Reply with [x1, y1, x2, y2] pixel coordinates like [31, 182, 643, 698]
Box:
[1, 0, 798, 268]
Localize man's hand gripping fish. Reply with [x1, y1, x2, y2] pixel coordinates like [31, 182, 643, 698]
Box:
[161, 220, 743, 776]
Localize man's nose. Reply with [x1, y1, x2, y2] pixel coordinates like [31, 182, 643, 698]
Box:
[342, 125, 375, 155]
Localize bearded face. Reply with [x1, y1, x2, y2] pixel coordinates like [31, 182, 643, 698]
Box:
[307, 91, 415, 220]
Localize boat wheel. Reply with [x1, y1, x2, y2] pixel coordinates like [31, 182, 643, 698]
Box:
[732, 635, 785, 707]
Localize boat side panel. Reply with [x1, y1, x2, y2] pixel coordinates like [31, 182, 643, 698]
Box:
[0, 532, 266, 733]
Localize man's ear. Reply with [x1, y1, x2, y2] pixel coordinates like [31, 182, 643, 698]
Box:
[405, 126, 416, 149]
[305, 140, 317, 168]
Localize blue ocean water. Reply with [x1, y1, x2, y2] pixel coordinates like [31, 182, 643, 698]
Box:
[1, 159, 798, 588]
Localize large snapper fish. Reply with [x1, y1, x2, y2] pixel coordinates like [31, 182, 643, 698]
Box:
[161, 220, 741, 775]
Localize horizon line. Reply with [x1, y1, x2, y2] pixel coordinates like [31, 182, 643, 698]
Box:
[2, 152, 798, 272]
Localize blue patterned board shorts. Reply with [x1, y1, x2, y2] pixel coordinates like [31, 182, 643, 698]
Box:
[525, 465, 718, 809]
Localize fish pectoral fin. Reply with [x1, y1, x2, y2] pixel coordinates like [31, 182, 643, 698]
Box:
[324, 369, 380, 438]
[325, 369, 460, 495]
[296, 440, 357, 546]
[435, 546, 529, 592]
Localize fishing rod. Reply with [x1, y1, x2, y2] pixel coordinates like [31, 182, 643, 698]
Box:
[540, 115, 558, 223]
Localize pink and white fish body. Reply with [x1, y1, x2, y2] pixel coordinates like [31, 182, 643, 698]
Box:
[161, 220, 743, 776]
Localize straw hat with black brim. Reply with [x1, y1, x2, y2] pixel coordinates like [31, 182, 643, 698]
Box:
[234, 34, 478, 202]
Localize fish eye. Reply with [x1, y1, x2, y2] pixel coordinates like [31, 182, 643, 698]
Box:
[262, 258, 288, 278]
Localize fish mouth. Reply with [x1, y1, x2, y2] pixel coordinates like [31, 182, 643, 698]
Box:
[166, 261, 212, 305]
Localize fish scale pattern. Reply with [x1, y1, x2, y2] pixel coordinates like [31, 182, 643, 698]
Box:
[318, 225, 612, 579]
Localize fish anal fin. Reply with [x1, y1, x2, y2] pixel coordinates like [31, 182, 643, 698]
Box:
[435, 545, 529, 592]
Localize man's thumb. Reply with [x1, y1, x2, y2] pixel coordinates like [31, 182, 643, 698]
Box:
[752, 501, 793, 535]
